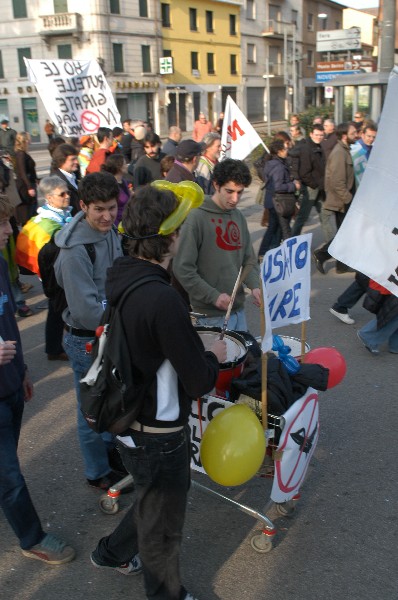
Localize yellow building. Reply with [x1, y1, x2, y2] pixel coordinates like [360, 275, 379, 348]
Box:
[159, 0, 242, 132]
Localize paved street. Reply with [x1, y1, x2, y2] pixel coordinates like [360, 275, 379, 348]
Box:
[1, 175, 397, 600]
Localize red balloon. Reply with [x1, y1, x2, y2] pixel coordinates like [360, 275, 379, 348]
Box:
[304, 347, 346, 389]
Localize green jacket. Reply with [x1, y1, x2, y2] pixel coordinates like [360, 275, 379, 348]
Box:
[173, 195, 259, 316]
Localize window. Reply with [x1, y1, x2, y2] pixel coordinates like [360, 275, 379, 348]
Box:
[246, 0, 255, 20]
[229, 14, 236, 36]
[139, 0, 148, 18]
[109, 0, 120, 14]
[291, 10, 298, 26]
[17, 48, 31, 77]
[57, 44, 72, 59]
[113, 43, 124, 73]
[307, 13, 314, 31]
[206, 11, 214, 33]
[335, 21, 341, 29]
[307, 50, 314, 67]
[12, 0, 27, 18]
[0, 51, 4, 79]
[207, 53, 215, 74]
[54, 0, 67, 12]
[163, 49, 172, 58]
[247, 43, 256, 64]
[230, 54, 237, 75]
[320, 16, 328, 30]
[161, 3, 170, 27]
[141, 45, 151, 73]
[191, 51, 199, 71]
[189, 8, 197, 31]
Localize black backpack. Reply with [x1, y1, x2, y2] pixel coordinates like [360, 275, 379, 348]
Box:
[38, 236, 95, 313]
[253, 150, 270, 182]
[80, 274, 166, 434]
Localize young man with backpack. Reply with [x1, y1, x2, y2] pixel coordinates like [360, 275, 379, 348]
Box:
[90, 184, 226, 600]
[54, 172, 124, 490]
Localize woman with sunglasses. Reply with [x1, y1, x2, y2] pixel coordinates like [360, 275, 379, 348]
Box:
[16, 175, 73, 360]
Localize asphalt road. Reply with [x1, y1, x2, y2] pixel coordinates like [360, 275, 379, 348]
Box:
[1, 177, 397, 600]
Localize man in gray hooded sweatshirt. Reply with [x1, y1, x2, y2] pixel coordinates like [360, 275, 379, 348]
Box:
[54, 171, 124, 490]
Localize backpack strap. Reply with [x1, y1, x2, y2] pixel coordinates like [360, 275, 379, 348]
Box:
[83, 243, 96, 265]
[115, 274, 168, 314]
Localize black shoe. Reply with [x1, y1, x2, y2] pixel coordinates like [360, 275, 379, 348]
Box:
[313, 251, 325, 274]
[107, 447, 128, 476]
[87, 471, 124, 491]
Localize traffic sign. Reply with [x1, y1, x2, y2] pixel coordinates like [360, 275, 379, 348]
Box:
[316, 38, 361, 52]
[317, 27, 360, 42]
[324, 86, 334, 99]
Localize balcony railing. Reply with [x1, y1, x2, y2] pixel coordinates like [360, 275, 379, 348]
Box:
[262, 20, 296, 38]
[39, 13, 83, 40]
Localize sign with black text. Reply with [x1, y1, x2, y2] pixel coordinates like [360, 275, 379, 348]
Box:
[25, 59, 121, 136]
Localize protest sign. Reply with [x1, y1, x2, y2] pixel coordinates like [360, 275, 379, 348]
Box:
[25, 59, 121, 136]
[189, 396, 234, 474]
[260, 234, 312, 352]
[220, 95, 267, 161]
[329, 67, 398, 297]
[271, 388, 319, 503]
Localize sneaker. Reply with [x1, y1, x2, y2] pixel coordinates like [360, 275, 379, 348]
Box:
[21, 533, 75, 565]
[357, 331, 380, 355]
[184, 594, 199, 600]
[329, 308, 355, 325]
[17, 305, 34, 317]
[90, 551, 142, 576]
[87, 470, 122, 491]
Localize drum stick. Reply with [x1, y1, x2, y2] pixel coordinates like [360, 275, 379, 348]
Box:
[219, 266, 243, 340]
[300, 321, 307, 361]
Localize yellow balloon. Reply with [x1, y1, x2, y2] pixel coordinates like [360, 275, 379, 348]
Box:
[151, 180, 204, 235]
[200, 404, 266, 486]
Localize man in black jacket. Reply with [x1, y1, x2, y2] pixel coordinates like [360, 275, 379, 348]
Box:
[50, 143, 80, 214]
[291, 124, 326, 236]
[90, 184, 226, 600]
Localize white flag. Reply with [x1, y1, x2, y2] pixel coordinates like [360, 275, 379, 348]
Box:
[25, 58, 121, 137]
[220, 96, 266, 160]
[329, 67, 398, 297]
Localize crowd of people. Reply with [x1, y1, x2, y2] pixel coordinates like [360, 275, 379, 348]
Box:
[1, 108, 396, 600]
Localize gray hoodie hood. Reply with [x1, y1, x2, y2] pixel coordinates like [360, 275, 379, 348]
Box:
[54, 211, 110, 249]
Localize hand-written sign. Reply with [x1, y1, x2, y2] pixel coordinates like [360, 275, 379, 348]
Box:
[25, 59, 121, 136]
[260, 234, 312, 352]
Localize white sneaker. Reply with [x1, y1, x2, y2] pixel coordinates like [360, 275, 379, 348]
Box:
[184, 594, 199, 600]
[329, 308, 355, 325]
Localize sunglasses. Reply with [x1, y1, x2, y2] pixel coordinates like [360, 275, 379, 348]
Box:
[53, 191, 70, 197]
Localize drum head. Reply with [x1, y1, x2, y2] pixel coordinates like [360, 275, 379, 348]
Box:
[196, 327, 247, 366]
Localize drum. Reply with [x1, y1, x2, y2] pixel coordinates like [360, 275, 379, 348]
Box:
[196, 327, 247, 397]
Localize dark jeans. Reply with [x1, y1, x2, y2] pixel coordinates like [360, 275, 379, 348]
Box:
[291, 185, 322, 236]
[95, 426, 191, 600]
[333, 273, 369, 313]
[258, 208, 281, 256]
[0, 387, 44, 549]
[45, 299, 65, 355]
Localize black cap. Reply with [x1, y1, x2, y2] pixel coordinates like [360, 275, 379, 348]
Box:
[1, 119, 9, 125]
[175, 139, 205, 161]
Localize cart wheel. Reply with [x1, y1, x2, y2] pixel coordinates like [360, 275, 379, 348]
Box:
[250, 532, 273, 554]
[99, 494, 119, 515]
[275, 501, 295, 517]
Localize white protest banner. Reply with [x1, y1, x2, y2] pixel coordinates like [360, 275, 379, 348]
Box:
[220, 95, 267, 161]
[189, 395, 234, 474]
[271, 388, 319, 503]
[260, 234, 312, 352]
[25, 59, 121, 136]
[329, 67, 398, 297]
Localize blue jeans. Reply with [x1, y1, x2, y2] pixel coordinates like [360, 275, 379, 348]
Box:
[63, 332, 114, 480]
[359, 314, 398, 353]
[95, 426, 191, 600]
[195, 308, 248, 332]
[0, 387, 44, 549]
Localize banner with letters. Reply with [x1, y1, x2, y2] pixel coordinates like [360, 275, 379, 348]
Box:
[25, 59, 121, 137]
[220, 95, 267, 161]
[260, 234, 312, 352]
[329, 67, 398, 297]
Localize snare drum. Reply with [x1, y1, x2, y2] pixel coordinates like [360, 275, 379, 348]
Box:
[196, 327, 247, 397]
